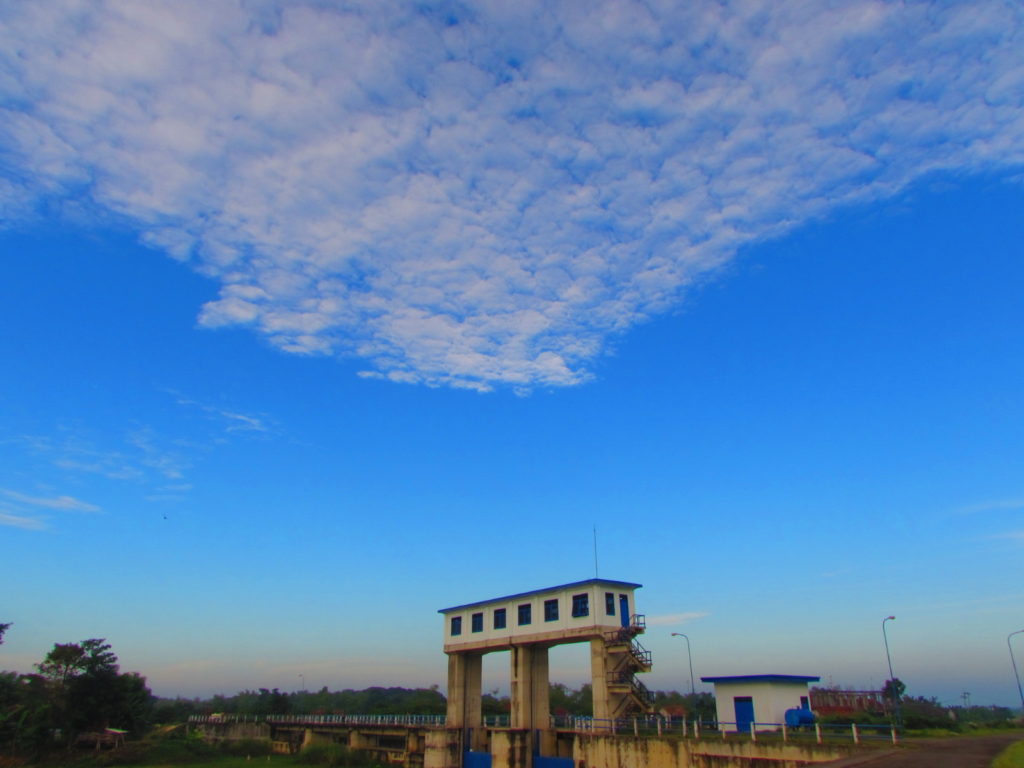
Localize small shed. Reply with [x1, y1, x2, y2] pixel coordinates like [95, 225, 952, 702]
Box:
[700, 674, 820, 732]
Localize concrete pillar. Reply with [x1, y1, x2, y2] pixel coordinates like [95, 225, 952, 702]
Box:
[510, 645, 550, 731]
[446, 652, 483, 732]
[590, 637, 611, 724]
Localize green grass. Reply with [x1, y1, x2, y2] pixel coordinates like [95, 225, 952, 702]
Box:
[992, 740, 1024, 768]
[124, 759, 278, 768]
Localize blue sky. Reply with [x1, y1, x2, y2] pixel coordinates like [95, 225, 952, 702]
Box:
[1, 1, 1023, 707]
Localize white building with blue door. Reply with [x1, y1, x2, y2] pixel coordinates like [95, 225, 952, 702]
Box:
[700, 674, 820, 732]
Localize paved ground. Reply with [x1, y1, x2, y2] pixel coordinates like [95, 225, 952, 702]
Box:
[819, 732, 1024, 768]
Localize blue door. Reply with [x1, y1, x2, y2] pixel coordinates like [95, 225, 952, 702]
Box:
[464, 751, 492, 768]
[619, 595, 629, 628]
[734, 697, 754, 733]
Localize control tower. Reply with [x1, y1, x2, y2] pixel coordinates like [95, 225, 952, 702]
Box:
[439, 578, 653, 742]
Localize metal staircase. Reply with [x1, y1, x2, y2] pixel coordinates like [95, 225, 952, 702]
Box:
[604, 615, 654, 716]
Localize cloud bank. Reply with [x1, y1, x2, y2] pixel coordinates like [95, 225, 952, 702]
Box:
[646, 612, 709, 627]
[1, 1, 1022, 391]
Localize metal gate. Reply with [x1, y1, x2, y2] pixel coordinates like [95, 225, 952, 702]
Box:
[534, 757, 574, 768]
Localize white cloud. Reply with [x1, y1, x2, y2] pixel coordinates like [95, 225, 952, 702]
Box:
[953, 498, 1024, 516]
[646, 612, 709, 627]
[0, 510, 48, 531]
[171, 394, 270, 434]
[0, 489, 100, 512]
[989, 530, 1024, 543]
[1, 1, 1022, 390]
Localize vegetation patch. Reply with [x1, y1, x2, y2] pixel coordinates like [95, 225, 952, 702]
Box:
[992, 740, 1024, 768]
[295, 744, 381, 768]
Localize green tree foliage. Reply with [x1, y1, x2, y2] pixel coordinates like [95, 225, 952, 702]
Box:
[482, 688, 511, 716]
[951, 704, 1016, 726]
[152, 696, 203, 723]
[548, 683, 592, 716]
[650, 690, 716, 722]
[901, 695, 953, 729]
[882, 677, 906, 703]
[187, 685, 448, 718]
[1, 637, 153, 755]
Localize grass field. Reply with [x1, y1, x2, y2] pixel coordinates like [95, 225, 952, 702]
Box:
[993, 740, 1024, 768]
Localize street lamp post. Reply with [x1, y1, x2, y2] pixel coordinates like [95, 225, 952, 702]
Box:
[671, 632, 695, 695]
[882, 616, 901, 727]
[299, 673, 305, 692]
[1008, 630, 1024, 713]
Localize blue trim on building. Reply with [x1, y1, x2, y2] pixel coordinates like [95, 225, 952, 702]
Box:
[438, 578, 642, 614]
[700, 675, 821, 684]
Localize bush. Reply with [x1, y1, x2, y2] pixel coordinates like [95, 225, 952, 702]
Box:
[818, 710, 889, 726]
[220, 738, 272, 757]
[297, 743, 379, 767]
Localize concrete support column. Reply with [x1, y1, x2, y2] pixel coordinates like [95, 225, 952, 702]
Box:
[590, 637, 611, 723]
[510, 645, 550, 730]
[446, 652, 483, 735]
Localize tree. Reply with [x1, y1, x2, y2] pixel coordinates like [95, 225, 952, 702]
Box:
[882, 678, 905, 703]
[33, 639, 151, 737]
[37, 638, 118, 686]
[0, 622, 10, 645]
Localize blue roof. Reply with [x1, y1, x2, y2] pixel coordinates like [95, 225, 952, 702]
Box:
[439, 578, 642, 613]
[701, 675, 820, 684]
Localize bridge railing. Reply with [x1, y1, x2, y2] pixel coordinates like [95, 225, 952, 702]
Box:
[551, 715, 900, 744]
[188, 712, 898, 744]
[188, 713, 448, 727]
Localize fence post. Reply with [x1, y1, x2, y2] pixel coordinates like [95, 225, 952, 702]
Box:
[682, 719, 687, 738]
[891, 725, 899, 745]
[815, 723, 822, 745]
[782, 722, 787, 742]
[750, 723, 756, 743]
[633, 718, 638, 736]
[657, 718, 662, 736]
[851, 724, 860, 745]
[695, 720, 700, 739]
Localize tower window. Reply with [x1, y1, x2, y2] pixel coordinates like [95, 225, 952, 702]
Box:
[571, 593, 589, 617]
[544, 599, 559, 622]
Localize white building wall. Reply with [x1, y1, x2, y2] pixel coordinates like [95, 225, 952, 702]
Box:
[711, 681, 812, 731]
[441, 581, 637, 649]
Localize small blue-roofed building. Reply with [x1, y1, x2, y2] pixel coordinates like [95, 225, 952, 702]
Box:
[700, 674, 820, 733]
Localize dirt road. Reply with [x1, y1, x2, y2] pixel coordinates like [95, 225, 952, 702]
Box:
[821, 732, 1023, 768]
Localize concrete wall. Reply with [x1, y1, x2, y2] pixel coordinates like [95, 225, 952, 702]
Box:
[573, 734, 847, 768]
[712, 682, 812, 731]
[425, 729, 461, 768]
[491, 730, 532, 768]
[194, 722, 853, 768]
